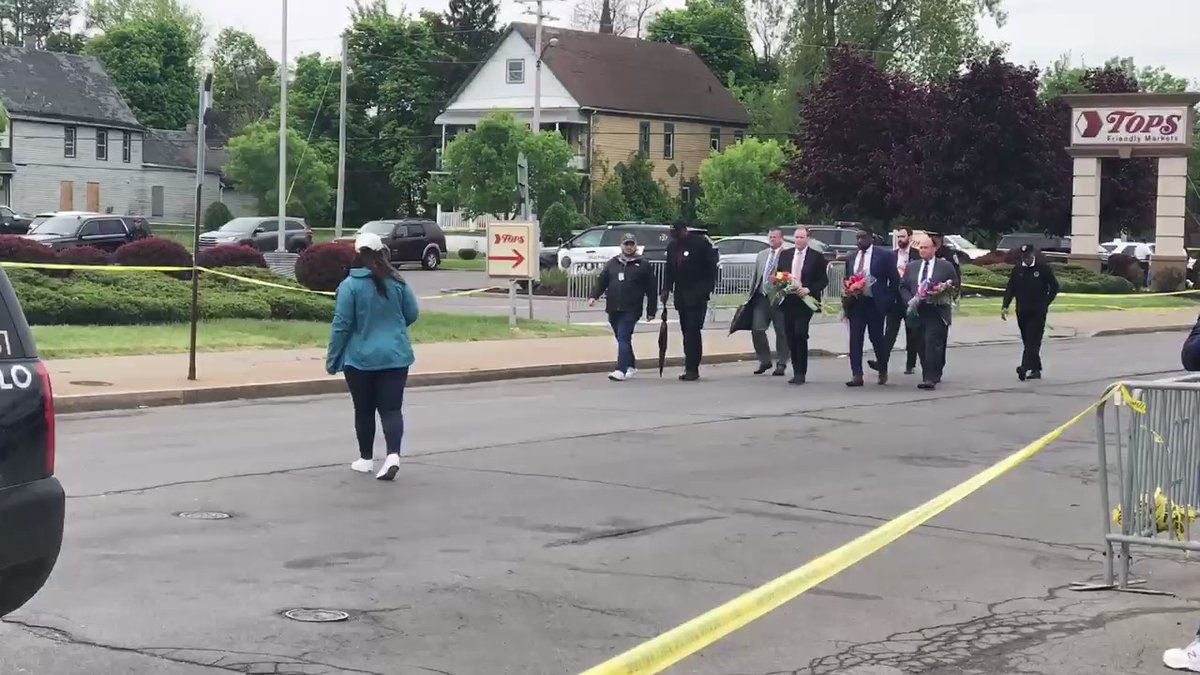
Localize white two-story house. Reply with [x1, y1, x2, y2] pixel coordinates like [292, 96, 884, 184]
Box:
[0, 45, 255, 223]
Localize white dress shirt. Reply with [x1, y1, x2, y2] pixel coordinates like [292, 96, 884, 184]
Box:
[792, 246, 807, 280]
[853, 247, 873, 276]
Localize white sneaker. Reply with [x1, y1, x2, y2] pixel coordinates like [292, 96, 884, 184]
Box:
[1164, 637, 1200, 671]
[625, 368, 638, 379]
[608, 369, 627, 381]
[376, 454, 401, 481]
[351, 458, 375, 473]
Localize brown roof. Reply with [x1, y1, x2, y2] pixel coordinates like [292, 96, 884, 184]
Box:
[511, 23, 750, 126]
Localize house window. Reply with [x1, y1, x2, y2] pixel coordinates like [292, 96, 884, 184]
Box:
[506, 58, 524, 84]
[734, 129, 745, 144]
[710, 127, 721, 152]
[122, 131, 131, 162]
[638, 121, 650, 155]
[681, 185, 691, 204]
[96, 129, 108, 161]
[663, 123, 674, 160]
[64, 126, 76, 158]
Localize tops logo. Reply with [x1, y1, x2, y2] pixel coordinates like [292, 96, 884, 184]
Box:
[494, 233, 526, 244]
[1074, 109, 1184, 140]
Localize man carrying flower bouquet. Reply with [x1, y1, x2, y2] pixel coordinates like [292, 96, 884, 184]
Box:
[844, 227, 901, 387]
[774, 227, 828, 385]
[901, 235, 959, 391]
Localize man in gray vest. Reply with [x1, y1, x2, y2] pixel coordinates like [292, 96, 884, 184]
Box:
[746, 227, 790, 376]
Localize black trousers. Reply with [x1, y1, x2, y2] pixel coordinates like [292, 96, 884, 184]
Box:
[883, 308, 919, 371]
[915, 307, 949, 382]
[344, 366, 410, 459]
[783, 305, 814, 376]
[676, 303, 707, 373]
[847, 301, 887, 377]
[1017, 309, 1047, 372]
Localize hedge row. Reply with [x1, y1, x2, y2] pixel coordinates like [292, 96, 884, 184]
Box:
[960, 263, 1135, 295]
[0, 235, 268, 273]
[7, 266, 333, 325]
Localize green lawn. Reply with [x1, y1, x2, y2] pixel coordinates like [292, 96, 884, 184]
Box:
[956, 294, 1200, 317]
[32, 315, 604, 359]
[442, 257, 486, 271]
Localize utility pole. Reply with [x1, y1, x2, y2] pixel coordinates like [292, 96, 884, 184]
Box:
[187, 73, 213, 382]
[520, 0, 557, 220]
[276, 0, 288, 253]
[335, 30, 349, 240]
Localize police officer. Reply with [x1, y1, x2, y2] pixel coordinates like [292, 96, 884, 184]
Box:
[1001, 244, 1059, 381]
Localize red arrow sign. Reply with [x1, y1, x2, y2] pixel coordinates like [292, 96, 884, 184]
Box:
[491, 248, 526, 268]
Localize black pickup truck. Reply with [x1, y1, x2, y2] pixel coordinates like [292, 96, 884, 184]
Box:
[0, 265, 62, 616]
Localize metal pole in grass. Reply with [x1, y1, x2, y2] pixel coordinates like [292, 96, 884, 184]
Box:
[188, 73, 213, 381]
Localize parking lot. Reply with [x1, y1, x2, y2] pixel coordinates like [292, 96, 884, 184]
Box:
[4, 332, 1200, 674]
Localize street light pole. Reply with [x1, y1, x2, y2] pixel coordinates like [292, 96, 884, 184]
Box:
[334, 30, 348, 240]
[532, 0, 543, 134]
[187, 73, 212, 382]
[276, 0, 288, 253]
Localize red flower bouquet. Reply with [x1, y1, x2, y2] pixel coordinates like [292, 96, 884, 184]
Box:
[841, 274, 869, 312]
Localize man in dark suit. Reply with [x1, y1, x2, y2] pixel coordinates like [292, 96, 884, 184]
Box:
[876, 226, 919, 376]
[1001, 244, 1059, 381]
[844, 227, 901, 387]
[901, 235, 958, 390]
[661, 222, 718, 381]
[776, 226, 829, 385]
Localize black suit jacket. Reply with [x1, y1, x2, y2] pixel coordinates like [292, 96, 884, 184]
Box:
[901, 256, 957, 326]
[777, 246, 829, 310]
[662, 234, 717, 307]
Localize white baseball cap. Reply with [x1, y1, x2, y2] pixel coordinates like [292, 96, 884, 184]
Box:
[355, 232, 387, 252]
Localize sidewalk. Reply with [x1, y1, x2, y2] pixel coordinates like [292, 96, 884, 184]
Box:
[48, 308, 1197, 412]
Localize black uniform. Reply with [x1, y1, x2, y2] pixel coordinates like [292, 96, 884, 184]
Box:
[1002, 260, 1059, 376]
[662, 231, 718, 378]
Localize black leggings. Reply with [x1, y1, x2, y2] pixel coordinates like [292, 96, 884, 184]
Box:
[343, 367, 410, 460]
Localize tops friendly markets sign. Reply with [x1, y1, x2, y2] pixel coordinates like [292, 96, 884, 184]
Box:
[1071, 107, 1189, 146]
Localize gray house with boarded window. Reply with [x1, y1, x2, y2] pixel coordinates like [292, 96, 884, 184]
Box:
[0, 45, 256, 223]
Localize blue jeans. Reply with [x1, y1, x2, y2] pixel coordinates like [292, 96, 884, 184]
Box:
[608, 311, 639, 372]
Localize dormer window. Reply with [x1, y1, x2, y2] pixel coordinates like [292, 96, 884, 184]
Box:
[506, 58, 524, 84]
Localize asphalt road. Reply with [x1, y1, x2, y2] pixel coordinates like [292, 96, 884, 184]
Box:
[5, 333, 1200, 675]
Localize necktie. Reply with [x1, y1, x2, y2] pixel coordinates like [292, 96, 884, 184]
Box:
[793, 248, 804, 279]
[762, 249, 777, 294]
[855, 250, 866, 276]
[921, 260, 931, 284]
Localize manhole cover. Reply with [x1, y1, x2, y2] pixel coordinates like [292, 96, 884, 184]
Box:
[175, 511, 231, 520]
[283, 608, 350, 623]
[69, 380, 112, 387]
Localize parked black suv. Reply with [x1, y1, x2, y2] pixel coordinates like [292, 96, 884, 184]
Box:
[0, 206, 33, 235]
[0, 266, 62, 616]
[22, 212, 152, 252]
[337, 219, 448, 270]
[199, 217, 314, 254]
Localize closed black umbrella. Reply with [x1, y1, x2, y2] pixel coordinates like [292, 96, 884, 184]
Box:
[657, 307, 669, 377]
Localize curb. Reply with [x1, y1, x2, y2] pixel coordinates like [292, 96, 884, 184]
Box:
[1089, 324, 1194, 338]
[59, 350, 839, 414]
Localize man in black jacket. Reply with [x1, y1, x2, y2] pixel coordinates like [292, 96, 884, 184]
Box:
[1002, 244, 1059, 381]
[589, 234, 658, 381]
[661, 222, 718, 381]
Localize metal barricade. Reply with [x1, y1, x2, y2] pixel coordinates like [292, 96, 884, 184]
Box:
[825, 262, 845, 304]
[1090, 375, 1200, 591]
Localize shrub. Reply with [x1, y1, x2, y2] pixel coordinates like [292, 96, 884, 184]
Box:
[0, 235, 67, 278]
[203, 201, 234, 231]
[458, 248, 479, 260]
[58, 246, 110, 267]
[295, 241, 355, 292]
[1152, 266, 1186, 293]
[962, 262, 1136, 296]
[972, 249, 1025, 266]
[534, 267, 569, 296]
[114, 237, 192, 269]
[1106, 253, 1144, 286]
[196, 244, 267, 269]
[540, 201, 577, 245]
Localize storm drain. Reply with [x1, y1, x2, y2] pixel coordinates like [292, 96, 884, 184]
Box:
[174, 511, 232, 520]
[69, 380, 112, 387]
[283, 608, 350, 623]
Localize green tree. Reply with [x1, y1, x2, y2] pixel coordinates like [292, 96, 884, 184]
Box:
[1041, 54, 1191, 99]
[647, 0, 757, 86]
[619, 153, 678, 223]
[44, 29, 86, 52]
[85, 0, 205, 54]
[226, 122, 334, 224]
[589, 165, 631, 224]
[0, 0, 79, 47]
[432, 112, 579, 219]
[697, 138, 800, 234]
[85, 18, 196, 129]
[211, 28, 277, 137]
[539, 201, 579, 245]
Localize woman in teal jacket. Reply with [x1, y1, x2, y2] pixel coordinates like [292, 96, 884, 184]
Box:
[326, 232, 420, 481]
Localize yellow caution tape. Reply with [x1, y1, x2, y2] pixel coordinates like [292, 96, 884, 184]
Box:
[961, 282, 1200, 299]
[579, 393, 1114, 675]
[1118, 384, 1148, 414]
[197, 266, 335, 296]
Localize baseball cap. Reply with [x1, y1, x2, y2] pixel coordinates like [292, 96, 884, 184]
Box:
[355, 232, 387, 252]
[1020, 244, 1035, 253]
[621, 233, 637, 244]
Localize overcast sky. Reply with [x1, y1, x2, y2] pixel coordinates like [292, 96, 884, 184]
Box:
[187, 0, 1200, 83]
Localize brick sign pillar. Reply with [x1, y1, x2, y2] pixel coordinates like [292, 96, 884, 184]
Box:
[1062, 92, 1200, 282]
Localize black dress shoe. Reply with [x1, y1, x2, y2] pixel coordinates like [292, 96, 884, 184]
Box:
[772, 366, 787, 377]
[1017, 366, 1027, 382]
[679, 371, 700, 381]
[903, 368, 915, 375]
[878, 372, 888, 385]
[754, 363, 772, 375]
[1028, 370, 1042, 380]
[788, 375, 805, 385]
[917, 381, 936, 390]
[846, 377, 864, 387]
[867, 359, 880, 372]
